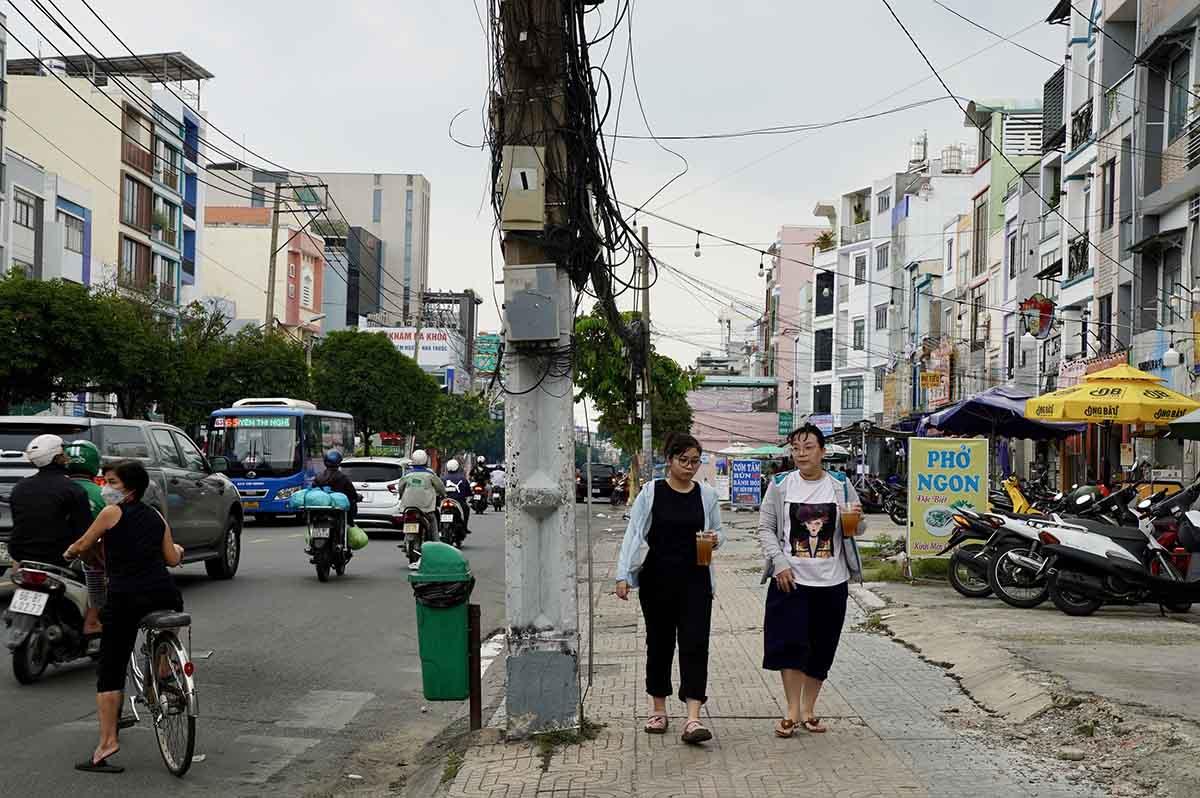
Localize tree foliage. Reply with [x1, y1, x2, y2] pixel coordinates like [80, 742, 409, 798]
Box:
[574, 304, 702, 456]
[311, 330, 440, 455]
[419, 392, 494, 457]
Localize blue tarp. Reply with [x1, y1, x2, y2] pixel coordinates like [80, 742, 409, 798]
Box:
[918, 386, 1085, 440]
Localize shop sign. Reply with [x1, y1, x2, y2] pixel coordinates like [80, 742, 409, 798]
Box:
[907, 439, 989, 559]
[1019, 293, 1056, 339]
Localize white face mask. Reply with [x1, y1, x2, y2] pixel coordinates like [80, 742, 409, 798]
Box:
[101, 486, 127, 506]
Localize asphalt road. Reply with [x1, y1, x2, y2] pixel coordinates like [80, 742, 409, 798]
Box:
[0, 509, 507, 796]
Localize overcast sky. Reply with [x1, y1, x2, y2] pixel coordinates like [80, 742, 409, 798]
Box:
[9, 0, 1066, 368]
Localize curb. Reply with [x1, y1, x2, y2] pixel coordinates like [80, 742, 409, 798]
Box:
[851, 583, 1055, 724]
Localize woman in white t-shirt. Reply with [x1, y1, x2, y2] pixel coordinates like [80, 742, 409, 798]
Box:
[756, 423, 863, 737]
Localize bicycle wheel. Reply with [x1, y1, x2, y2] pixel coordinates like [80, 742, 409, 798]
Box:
[150, 631, 196, 777]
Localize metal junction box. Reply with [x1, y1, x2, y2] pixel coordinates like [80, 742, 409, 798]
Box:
[498, 145, 546, 232]
[504, 263, 560, 342]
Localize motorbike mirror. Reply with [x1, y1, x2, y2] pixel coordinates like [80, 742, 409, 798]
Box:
[1185, 510, 1200, 529]
[1053, 492, 1063, 501]
[1076, 494, 1092, 506]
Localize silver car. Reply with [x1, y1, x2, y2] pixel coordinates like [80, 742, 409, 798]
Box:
[339, 457, 409, 528]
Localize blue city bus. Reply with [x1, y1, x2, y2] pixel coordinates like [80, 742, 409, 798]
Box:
[206, 398, 355, 519]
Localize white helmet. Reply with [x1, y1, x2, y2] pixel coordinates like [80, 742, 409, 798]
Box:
[446, 459, 461, 472]
[477, 456, 486, 464]
[25, 434, 65, 468]
[410, 449, 429, 467]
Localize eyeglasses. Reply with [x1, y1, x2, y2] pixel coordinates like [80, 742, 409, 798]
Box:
[674, 457, 702, 467]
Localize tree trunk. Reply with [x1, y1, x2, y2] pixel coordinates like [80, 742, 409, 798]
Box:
[362, 425, 372, 457]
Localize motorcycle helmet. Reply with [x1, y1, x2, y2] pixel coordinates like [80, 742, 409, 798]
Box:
[65, 439, 101, 477]
[25, 434, 65, 468]
[411, 449, 429, 467]
[323, 449, 344, 468]
[477, 456, 486, 465]
[447, 459, 461, 472]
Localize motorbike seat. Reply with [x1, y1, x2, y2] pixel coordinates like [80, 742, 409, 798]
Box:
[140, 610, 191, 630]
[1066, 518, 1146, 541]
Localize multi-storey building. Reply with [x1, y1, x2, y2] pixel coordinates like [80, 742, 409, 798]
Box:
[6, 148, 93, 283]
[320, 225, 383, 331]
[6, 53, 212, 305]
[763, 224, 823, 425]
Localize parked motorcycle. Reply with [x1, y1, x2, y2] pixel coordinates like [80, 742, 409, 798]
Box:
[882, 482, 907, 525]
[491, 485, 505, 512]
[306, 505, 351, 582]
[1040, 508, 1200, 616]
[3, 561, 96, 683]
[439, 497, 468, 549]
[470, 482, 488, 514]
[400, 506, 439, 566]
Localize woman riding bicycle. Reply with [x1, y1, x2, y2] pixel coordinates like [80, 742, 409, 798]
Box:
[64, 459, 184, 775]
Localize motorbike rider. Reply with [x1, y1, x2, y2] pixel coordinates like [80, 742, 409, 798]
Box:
[64, 440, 107, 638]
[313, 450, 362, 526]
[398, 450, 447, 557]
[443, 458, 472, 529]
[9, 434, 92, 569]
[469, 456, 491, 489]
[490, 464, 507, 504]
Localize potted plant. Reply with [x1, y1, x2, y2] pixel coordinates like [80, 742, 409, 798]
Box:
[815, 230, 836, 252]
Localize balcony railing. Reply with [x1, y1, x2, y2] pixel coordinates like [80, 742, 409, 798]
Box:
[840, 220, 871, 245]
[1043, 65, 1066, 153]
[1041, 209, 1061, 241]
[158, 282, 177, 303]
[1068, 233, 1090, 279]
[157, 167, 180, 193]
[183, 257, 195, 279]
[1101, 71, 1135, 132]
[1070, 101, 1094, 151]
[118, 264, 152, 292]
[183, 200, 196, 219]
[155, 225, 179, 249]
[122, 138, 154, 176]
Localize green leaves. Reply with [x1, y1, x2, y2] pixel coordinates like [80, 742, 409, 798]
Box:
[311, 330, 440, 455]
[422, 392, 494, 455]
[573, 304, 701, 457]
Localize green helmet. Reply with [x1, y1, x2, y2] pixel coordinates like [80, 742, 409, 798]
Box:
[64, 439, 101, 477]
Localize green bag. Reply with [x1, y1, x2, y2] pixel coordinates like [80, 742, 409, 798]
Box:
[347, 525, 369, 550]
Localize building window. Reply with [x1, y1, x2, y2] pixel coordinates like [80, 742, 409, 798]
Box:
[876, 243, 889, 272]
[841, 377, 864, 411]
[813, 329, 833, 372]
[815, 272, 834, 316]
[372, 188, 382, 223]
[1168, 50, 1191, 142]
[59, 212, 84, 253]
[970, 285, 987, 350]
[1007, 231, 1017, 279]
[288, 262, 296, 277]
[874, 303, 888, 331]
[14, 190, 35, 229]
[1098, 293, 1113, 353]
[854, 254, 866, 285]
[154, 137, 180, 191]
[121, 175, 150, 230]
[251, 186, 265, 208]
[813, 384, 832, 414]
[119, 235, 152, 288]
[945, 239, 953, 272]
[874, 365, 886, 392]
[302, 272, 314, 308]
[153, 253, 177, 301]
[1161, 250, 1182, 326]
[288, 283, 296, 299]
[852, 318, 865, 350]
[1006, 334, 1015, 379]
[153, 197, 179, 248]
[1101, 160, 1115, 230]
[1020, 228, 1030, 273]
[972, 195, 988, 277]
[877, 190, 891, 214]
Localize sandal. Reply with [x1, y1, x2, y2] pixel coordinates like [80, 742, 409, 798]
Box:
[643, 714, 668, 734]
[774, 718, 797, 738]
[680, 719, 712, 745]
[801, 717, 827, 734]
[75, 751, 123, 774]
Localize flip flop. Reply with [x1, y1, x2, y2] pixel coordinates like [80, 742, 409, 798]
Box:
[801, 717, 827, 734]
[75, 755, 123, 774]
[774, 718, 797, 738]
[681, 720, 712, 745]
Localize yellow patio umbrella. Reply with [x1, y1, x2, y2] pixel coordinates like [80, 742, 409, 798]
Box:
[1025, 364, 1199, 424]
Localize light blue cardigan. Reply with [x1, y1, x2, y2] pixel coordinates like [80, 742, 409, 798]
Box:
[615, 479, 726, 592]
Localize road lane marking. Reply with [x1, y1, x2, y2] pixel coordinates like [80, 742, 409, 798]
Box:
[235, 734, 319, 784]
[274, 690, 375, 731]
[287, 533, 303, 539]
[249, 538, 272, 544]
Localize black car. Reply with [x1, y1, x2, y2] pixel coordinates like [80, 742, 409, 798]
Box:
[576, 463, 617, 502]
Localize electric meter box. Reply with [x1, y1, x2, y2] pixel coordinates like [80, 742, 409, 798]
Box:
[504, 264, 560, 342]
[498, 145, 546, 231]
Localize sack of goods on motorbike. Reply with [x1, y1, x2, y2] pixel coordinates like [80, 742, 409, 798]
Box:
[294, 487, 353, 583]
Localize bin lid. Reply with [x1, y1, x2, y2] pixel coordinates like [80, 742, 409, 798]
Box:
[407, 541, 472, 583]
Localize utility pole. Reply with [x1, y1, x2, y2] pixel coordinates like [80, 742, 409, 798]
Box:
[407, 290, 423, 458]
[264, 182, 283, 327]
[496, 0, 579, 736]
[640, 226, 653, 485]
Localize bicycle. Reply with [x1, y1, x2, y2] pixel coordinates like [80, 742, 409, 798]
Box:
[119, 610, 198, 777]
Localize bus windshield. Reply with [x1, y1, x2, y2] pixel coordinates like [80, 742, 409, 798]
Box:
[207, 415, 301, 477]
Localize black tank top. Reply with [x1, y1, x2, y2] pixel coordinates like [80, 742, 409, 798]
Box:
[106, 502, 175, 595]
[645, 480, 706, 574]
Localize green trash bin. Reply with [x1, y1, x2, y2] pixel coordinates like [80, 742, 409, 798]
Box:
[408, 542, 475, 700]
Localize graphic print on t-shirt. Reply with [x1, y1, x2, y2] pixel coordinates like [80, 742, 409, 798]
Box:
[788, 502, 838, 559]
